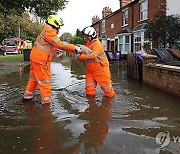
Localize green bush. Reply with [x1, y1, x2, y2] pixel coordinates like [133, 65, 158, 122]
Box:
[70, 36, 85, 45]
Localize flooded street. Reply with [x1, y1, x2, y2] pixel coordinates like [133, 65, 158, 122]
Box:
[0, 57, 180, 154]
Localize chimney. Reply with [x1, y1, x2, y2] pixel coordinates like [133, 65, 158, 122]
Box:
[119, 0, 131, 8]
[102, 7, 112, 18]
[92, 15, 100, 24]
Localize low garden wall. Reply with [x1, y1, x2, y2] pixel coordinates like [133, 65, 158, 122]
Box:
[142, 55, 180, 97]
[127, 53, 140, 80]
[127, 54, 180, 97]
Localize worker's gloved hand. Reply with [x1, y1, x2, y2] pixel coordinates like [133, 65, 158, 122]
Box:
[75, 46, 81, 54]
[74, 53, 81, 59]
[79, 45, 92, 54]
[55, 49, 64, 57]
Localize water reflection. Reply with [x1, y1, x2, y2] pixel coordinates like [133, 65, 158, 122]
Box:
[78, 96, 114, 153]
[23, 102, 59, 154]
[0, 57, 179, 154]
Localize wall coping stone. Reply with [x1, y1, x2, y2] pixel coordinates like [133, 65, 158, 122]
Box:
[146, 63, 180, 72]
[142, 54, 157, 59]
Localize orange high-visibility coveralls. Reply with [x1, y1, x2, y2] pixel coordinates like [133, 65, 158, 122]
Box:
[78, 38, 115, 97]
[24, 24, 76, 103]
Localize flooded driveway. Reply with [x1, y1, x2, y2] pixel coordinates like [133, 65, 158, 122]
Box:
[0, 57, 180, 154]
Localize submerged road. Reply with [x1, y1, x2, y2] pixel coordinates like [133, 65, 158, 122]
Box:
[0, 57, 180, 154]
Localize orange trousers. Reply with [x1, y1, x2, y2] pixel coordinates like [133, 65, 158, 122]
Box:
[85, 71, 115, 97]
[24, 61, 51, 103]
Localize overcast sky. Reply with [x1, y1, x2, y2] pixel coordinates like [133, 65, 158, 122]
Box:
[58, 0, 120, 35]
[57, 0, 180, 35]
[167, 0, 180, 15]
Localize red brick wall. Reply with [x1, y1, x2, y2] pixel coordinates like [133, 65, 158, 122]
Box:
[148, 0, 166, 20]
[132, 3, 140, 28]
[105, 11, 122, 38]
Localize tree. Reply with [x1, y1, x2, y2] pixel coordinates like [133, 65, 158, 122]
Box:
[69, 29, 85, 45]
[70, 36, 85, 45]
[166, 15, 180, 48]
[145, 6, 180, 48]
[19, 12, 42, 42]
[0, 14, 5, 41]
[59, 32, 73, 42]
[59, 29, 85, 45]
[0, 0, 68, 18]
[0, 13, 20, 41]
[76, 29, 83, 38]
[0, 12, 42, 42]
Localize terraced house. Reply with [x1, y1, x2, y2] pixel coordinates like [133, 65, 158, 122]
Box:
[91, 0, 178, 55]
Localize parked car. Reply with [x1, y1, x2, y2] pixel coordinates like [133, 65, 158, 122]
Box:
[1, 38, 24, 56]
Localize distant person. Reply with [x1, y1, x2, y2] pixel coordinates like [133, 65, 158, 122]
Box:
[77, 27, 115, 97]
[23, 15, 80, 104]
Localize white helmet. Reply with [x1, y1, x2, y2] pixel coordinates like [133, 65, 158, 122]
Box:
[82, 27, 97, 38]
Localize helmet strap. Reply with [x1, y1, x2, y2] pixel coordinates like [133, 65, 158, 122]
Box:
[47, 23, 59, 31]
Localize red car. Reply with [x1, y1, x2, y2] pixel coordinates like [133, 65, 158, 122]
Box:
[1, 38, 24, 56]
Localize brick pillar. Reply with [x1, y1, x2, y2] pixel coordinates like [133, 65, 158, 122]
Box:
[142, 54, 157, 82]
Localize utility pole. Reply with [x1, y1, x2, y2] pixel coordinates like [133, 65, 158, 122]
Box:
[18, 26, 20, 38]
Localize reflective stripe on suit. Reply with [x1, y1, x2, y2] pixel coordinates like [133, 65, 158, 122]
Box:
[78, 38, 115, 97]
[24, 24, 75, 103]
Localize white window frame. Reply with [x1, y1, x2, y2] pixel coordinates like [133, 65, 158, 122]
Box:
[139, 0, 148, 21]
[122, 8, 128, 27]
[102, 19, 105, 33]
[101, 38, 107, 50]
[118, 34, 131, 54]
[133, 30, 149, 52]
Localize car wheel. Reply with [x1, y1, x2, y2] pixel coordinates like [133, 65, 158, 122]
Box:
[19, 49, 23, 54]
[3, 51, 7, 56]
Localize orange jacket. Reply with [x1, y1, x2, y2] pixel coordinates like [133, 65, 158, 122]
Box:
[30, 24, 75, 64]
[78, 38, 110, 74]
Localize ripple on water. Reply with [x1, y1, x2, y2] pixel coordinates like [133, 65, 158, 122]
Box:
[152, 117, 168, 121]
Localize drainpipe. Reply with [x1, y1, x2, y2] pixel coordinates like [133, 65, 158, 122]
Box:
[131, 5, 134, 53]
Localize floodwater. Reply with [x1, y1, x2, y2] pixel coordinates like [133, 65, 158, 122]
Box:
[0, 57, 180, 154]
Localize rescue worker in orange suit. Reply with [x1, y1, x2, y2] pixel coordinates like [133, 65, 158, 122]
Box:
[77, 27, 115, 97]
[23, 15, 81, 104]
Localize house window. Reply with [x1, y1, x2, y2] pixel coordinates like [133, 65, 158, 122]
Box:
[140, 0, 148, 21]
[125, 35, 130, 51]
[101, 39, 107, 50]
[134, 32, 141, 51]
[134, 30, 149, 51]
[111, 23, 114, 29]
[118, 34, 131, 54]
[102, 19, 105, 33]
[123, 9, 128, 26]
[119, 36, 123, 52]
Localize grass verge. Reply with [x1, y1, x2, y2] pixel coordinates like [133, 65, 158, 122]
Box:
[0, 54, 25, 63]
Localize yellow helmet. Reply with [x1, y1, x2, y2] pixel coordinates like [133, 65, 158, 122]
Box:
[47, 15, 64, 28]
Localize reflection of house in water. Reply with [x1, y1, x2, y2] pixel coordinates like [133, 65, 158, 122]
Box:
[90, 0, 179, 55]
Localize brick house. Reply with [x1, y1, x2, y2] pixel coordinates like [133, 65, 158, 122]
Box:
[91, 0, 167, 55]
